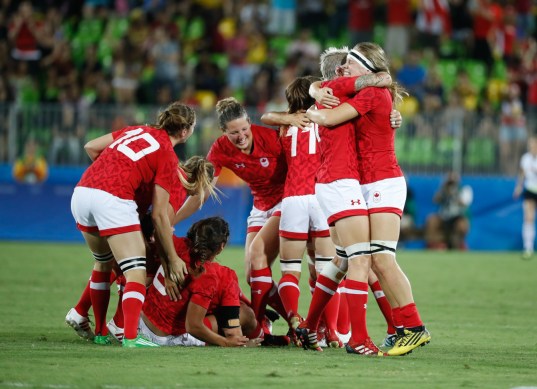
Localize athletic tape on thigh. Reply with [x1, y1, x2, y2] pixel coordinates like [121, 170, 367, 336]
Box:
[345, 242, 371, 259]
[314, 256, 333, 273]
[118, 256, 146, 273]
[280, 259, 302, 272]
[321, 260, 342, 283]
[335, 247, 349, 272]
[92, 251, 114, 263]
[370, 240, 397, 256]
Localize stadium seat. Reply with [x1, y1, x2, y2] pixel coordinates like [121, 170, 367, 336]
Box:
[464, 137, 496, 169]
[436, 136, 456, 167]
[395, 132, 410, 164]
[211, 53, 229, 69]
[463, 60, 487, 91]
[85, 128, 106, 142]
[185, 17, 206, 41]
[406, 137, 435, 166]
[373, 24, 385, 45]
[269, 36, 292, 67]
[436, 60, 459, 91]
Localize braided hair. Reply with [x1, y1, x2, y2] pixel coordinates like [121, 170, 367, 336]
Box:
[186, 217, 230, 271]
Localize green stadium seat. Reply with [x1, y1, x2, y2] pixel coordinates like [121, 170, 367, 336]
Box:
[269, 36, 292, 66]
[395, 132, 409, 164]
[185, 17, 205, 41]
[463, 60, 487, 91]
[436, 60, 459, 91]
[406, 137, 435, 166]
[106, 16, 128, 40]
[85, 128, 106, 142]
[436, 136, 456, 167]
[373, 24, 385, 45]
[465, 137, 496, 169]
[211, 53, 229, 69]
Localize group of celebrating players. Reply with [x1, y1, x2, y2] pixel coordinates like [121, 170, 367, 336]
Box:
[65, 41, 431, 357]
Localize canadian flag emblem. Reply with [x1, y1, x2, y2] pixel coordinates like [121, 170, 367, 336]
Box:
[373, 191, 381, 203]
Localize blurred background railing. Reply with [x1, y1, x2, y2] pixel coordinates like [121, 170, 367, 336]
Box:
[0, 101, 524, 177]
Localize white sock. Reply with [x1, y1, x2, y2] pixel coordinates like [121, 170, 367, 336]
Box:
[522, 222, 535, 252]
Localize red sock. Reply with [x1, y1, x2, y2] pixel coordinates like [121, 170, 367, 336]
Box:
[344, 279, 369, 345]
[308, 277, 316, 294]
[90, 270, 111, 335]
[245, 321, 264, 339]
[74, 279, 92, 317]
[321, 287, 340, 331]
[267, 281, 289, 322]
[306, 274, 339, 330]
[400, 302, 423, 329]
[112, 284, 124, 328]
[278, 274, 300, 319]
[122, 281, 146, 340]
[392, 306, 404, 333]
[250, 267, 273, 323]
[337, 281, 350, 334]
[239, 291, 252, 306]
[370, 280, 395, 334]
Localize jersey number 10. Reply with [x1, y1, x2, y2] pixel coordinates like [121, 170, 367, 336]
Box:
[109, 128, 161, 161]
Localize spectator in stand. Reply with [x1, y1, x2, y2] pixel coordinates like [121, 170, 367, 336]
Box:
[49, 84, 84, 165]
[286, 28, 321, 77]
[224, 21, 256, 91]
[469, 0, 503, 74]
[448, 0, 474, 56]
[415, 0, 451, 54]
[12, 136, 48, 183]
[7, 1, 43, 69]
[149, 26, 182, 100]
[452, 68, 479, 111]
[385, 0, 414, 61]
[499, 83, 527, 175]
[111, 38, 142, 105]
[513, 135, 537, 259]
[424, 171, 473, 250]
[193, 51, 225, 97]
[521, 37, 537, 131]
[348, 0, 375, 46]
[396, 50, 428, 105]
[267, 0, 296, 36]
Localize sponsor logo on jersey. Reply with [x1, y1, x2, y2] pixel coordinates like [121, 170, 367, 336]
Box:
[235, 163, 246, 169]
[350, 199, 361, 206]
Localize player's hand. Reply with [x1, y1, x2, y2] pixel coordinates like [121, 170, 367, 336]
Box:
[314, 87, 340, 108]
[169, 255, 188, 285]
[164, 276, 182, 301]
[245, 337, 262, 347]
[390, 109, 402, 129]
[288, 112, 311, 130]
[225, 335, 251, 347]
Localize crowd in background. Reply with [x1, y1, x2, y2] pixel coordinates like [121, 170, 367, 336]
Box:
[1, 0, 536, 174]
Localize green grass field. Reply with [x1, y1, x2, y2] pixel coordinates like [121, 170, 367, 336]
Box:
[0, 241, 536, 389]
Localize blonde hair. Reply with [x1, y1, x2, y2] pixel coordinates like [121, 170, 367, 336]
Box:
[319, 46, 348, 80]
[351, 42, 407, 105]
[154, 101, 196, 136]
[179, 156, 220, 205]
[215, 97, 249, 131]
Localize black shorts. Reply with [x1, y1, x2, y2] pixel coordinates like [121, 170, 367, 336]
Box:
[522, 189, 537, 202]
